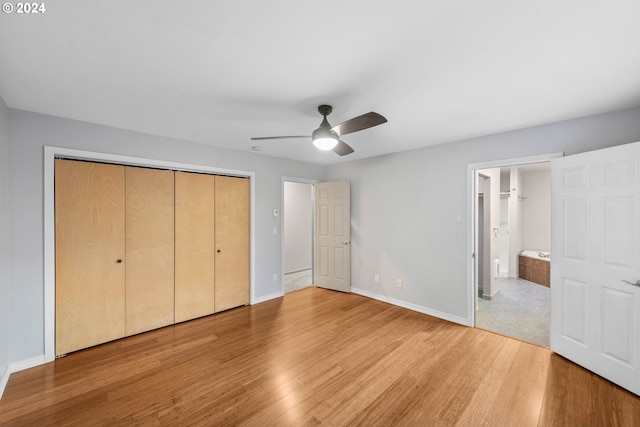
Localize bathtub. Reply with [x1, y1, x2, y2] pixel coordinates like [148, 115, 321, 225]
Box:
[520, 250, 551, 261]
[519, 250, 550, 287]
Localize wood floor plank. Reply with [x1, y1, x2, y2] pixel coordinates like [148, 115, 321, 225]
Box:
[453, 337, 522, 426]
[1, 287, 639, 426]
[538, 353, 640, 427]
[481, 343, 550, 427]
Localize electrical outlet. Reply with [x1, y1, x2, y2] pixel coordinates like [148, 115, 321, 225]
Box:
[374, 274, 380, 283]
[396, 279, 403, 288]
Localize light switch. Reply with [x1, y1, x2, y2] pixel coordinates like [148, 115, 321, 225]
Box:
[273, 226, 278, 234]
[456, 214, 463, 223]
[273, 208, 279, 218]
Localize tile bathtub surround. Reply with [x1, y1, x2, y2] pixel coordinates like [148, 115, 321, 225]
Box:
[519, 255, 550, 287]
[284, 269, 313, 293]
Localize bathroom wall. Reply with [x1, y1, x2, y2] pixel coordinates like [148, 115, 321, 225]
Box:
[498, 169, 510, 277]
[521, 169, 551, 251]
[508, 167, 523, 277]
[498, 198, 509, 277]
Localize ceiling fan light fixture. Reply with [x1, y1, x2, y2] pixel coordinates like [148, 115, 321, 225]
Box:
[312, 127, 338, 150]
[313, 136, 339, 150]
[251, 104, 386, 156]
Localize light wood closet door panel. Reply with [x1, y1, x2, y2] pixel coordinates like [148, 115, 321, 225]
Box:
[215, 176, 250, 312]
[175, 172, 216, 322]
[55, 159, 125, 355]
[125, 167, 175, 335]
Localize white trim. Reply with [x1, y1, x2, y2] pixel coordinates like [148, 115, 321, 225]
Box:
[9, 355, 46, 373]
[352, 287, 468, 326]
[252, 291, 284, 305]
[0, 354, 49, 398]
[0, 365, 9, 399]
[280, 177, 318, 296]
[466, 152, 563, 328]
[44, 146, 256, 364]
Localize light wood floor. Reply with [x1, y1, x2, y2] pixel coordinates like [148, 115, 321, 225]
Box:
[1, 287, 638, 426]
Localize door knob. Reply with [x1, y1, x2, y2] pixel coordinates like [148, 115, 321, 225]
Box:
[116, 259, 122, 263]
[341, 241, 350, 245]
[621, 279, 640, 287]
[217, 249, 221, 253]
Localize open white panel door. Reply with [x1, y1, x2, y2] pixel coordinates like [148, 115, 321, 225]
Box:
[551, 141, 640, 396]
[314, 181, 351, 293]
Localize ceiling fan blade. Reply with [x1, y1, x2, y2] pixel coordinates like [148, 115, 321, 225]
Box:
[331, 112, 387, 136]
[333, 140, 354, 156]
[250, 135, 310, 141]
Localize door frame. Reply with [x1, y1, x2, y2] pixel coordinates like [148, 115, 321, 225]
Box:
[280, 177, 317, 295]
[466, 152, 562, 327]
[44, 146, 256, 363]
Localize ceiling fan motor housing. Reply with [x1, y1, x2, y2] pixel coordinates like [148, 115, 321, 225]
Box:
[318, 104, 333, 117]
[313, 105, 338, 142]
[312, 105, 339, 150]
[312, 121, 338, 143]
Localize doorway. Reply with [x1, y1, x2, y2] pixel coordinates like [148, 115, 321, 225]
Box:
[282, 179, 314, 293]
[468, 153, 560, 347]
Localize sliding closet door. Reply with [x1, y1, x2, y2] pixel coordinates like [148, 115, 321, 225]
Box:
[125, 167, 175, 335]
[55, 159, 126, 355]
[175, 172, 216, 322]
[215, 176, 250, 312]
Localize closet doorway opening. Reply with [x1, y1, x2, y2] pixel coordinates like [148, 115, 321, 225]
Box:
[470, 154, 559, 348]
[282, 179, 315, 294]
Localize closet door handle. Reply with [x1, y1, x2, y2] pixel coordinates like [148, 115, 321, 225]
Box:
[116, 259, 123, 263]
[217, 249, 221, 253]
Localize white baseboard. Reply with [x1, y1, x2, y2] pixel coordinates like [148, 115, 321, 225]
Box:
[10, 355, 47, 373]
[251, 291, 283, 305]
[0, 365, 9, 399]
[351, 287, 469, 326]
[284, 268, 312, 275]
[482, 287, 501, 300]
[0, 355, 47, 400]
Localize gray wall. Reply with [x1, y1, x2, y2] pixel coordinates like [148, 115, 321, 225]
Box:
[7, 109, 325, 363]
[284, 182, 313, 273]
[5, 105, 640, 365]
[0, 96, 8, 383]
[325, 107, 640, 321]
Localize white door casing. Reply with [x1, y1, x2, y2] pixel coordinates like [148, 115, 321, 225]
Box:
[551, 141, 640, 396]
[314, 181, 351, 292]
[477, 169, 501, 298]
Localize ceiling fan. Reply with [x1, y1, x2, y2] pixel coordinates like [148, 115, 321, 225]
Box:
[251, 105, 387, 156]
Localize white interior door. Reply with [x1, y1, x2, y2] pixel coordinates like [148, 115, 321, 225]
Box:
[314, 181, 351, 292]
[551, 141, 640, 396]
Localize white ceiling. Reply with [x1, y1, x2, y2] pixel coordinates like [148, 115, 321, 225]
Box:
[1, 1, 639, 165]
